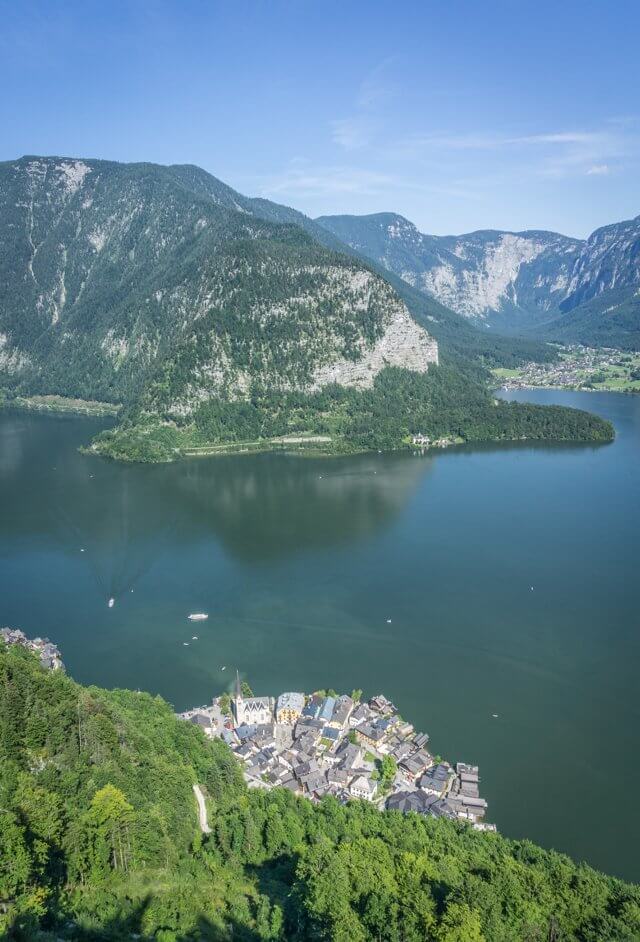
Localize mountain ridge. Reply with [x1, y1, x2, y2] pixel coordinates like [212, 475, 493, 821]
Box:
[317, 211, 640, 346]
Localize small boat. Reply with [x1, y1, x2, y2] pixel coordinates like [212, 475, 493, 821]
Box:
[188, 613, 208, 621]
[492, 713, 499, 718]
[386, 619, 392, 624]
[108, 597, 115, 608]
[221, 666, 226, 671]
[192, 635, 198, 640]
[183, 642, 189, 646]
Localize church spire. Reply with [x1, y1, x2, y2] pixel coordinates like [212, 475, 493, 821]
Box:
[235, 669, 242, 702]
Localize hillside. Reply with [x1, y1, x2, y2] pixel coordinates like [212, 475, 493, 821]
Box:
[539, 285, 640, 350]
[317, 212, 640, 347]
[0, 157, 436, 407]
[0, 156, 613, 460]
[1, 641, 640, 941]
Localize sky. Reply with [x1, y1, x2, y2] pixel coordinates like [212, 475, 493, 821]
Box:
[1, 0, 639, 237]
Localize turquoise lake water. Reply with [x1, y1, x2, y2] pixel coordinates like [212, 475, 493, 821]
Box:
[1, 388, 638, 881]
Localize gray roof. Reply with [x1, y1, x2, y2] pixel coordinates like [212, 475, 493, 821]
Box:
[319, 697, 337, 722]
[276, 692, 305, 714]
[304, 772, 328, 793]
[386, 791, 430, 814]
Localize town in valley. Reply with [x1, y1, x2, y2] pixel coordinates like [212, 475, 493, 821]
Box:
[494, 345, 640, 393]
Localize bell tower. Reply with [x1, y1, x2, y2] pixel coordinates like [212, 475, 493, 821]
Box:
[233, 670, 243, 724]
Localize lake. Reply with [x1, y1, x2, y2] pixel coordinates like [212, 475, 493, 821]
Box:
[1, 389, 639, 882]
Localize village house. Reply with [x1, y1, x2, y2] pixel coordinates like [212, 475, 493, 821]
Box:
[369, 694, 396, 715]
[328, 694, 353, 728]
[276, 691, 305, 724]
[419, 763, 452, 797]
[349, 702, 371, 727]
[399, 750, 432, 783]
[318, 696, 336, 724]
[350, 775, 377, 801]
[355, 721, 388, 750]
[301, 694, 324, 719]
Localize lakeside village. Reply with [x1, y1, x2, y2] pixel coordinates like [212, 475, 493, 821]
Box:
[178, 675, 495, 831]
[494, 344, 640, 393]
[0, 629, 493, 829]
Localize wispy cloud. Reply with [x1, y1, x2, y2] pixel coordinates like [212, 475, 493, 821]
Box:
[355, 57, 396, 109]
[257, 161, 478, 203]
[261, 164, 396, 198]
[387, 123, 636, 181]
[507, 131, 605, 145]
[331, 59, 395, 152]
[586, 163, 610, 176]
[330, 116, 376, 152]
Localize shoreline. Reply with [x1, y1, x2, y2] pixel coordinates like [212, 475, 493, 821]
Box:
[3, 394, 121, 417]
[498, 382, 640, 395]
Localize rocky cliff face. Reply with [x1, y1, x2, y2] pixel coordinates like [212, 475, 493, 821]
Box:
[0, 157, 437, 411]
[560, 216, 640, 312]
[316, 212, 640, 340]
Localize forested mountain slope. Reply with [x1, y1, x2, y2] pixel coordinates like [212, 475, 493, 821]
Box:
[0, 157, 436, 410]
[1, 642, 639, 941]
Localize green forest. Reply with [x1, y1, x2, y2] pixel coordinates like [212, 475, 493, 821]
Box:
[91, 364, 614, 463]
[1, 643, 638, 941]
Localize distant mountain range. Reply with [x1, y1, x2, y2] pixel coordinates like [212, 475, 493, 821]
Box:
[317, 212, 640, 348]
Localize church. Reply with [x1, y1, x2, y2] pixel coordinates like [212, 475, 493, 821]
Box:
[232, 672, 274, 726]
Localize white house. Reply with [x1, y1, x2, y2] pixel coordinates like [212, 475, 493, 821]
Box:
[349, 775, 377, 801]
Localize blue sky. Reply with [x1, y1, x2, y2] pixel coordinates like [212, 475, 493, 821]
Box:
[1, 0, 638, 237]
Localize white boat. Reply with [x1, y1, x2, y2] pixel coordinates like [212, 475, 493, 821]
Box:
[108, 597, 115, 608]
[188, 613, 208, 621]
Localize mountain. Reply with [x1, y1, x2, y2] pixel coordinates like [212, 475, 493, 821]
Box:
[0, 156, 612, 460]
[2, 640, 640, 940]
[317, 212, 640, 347]
[0, 157, 436, 409]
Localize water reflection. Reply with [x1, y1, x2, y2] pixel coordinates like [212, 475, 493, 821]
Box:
[164, 452, 433, 561]
[0, 411, 433, 572]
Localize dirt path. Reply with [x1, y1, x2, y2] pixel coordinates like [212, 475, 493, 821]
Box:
[193, 783, 211, 834]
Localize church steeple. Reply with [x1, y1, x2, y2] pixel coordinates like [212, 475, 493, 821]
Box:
[235, 669, 242, 703]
